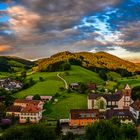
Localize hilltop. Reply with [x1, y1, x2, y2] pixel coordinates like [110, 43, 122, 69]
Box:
[34, 51, 140, 74]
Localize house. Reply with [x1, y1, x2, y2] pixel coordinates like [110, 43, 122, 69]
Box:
[69, 83, 80, 90]
[88, 84, 133, 110]
[106, 109, 135, 124]
[130, 100, 140, 120]
[20, 105, 42, 123]
[6, 99, 44, 123]
[69, 109, 100, 127]
[26, 96, 53, 102]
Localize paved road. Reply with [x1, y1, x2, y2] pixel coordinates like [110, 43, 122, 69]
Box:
[57, 73, 68, 89]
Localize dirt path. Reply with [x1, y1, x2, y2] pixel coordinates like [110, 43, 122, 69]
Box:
[57, 73, 68, 89]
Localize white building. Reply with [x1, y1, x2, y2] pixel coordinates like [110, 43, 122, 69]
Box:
[88, 84, 133, 110]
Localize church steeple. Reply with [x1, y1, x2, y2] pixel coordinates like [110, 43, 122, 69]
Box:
[123, 84, 132, 109]
[124, 84, 131, 96]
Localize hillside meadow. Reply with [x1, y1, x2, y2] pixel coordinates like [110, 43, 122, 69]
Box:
[14, 65, 104, 98]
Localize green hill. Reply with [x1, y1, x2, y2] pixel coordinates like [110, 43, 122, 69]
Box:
[0, 56, 34, 73]
[34, 51, 140, 74]
[14, 65, 104, 98]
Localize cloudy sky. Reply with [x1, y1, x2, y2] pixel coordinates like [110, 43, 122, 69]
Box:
[0, 0, 140, 62]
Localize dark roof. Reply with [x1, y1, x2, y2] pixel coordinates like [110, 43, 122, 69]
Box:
[106, 109, 133, 119]
[70, 109, 99, 120]
[130, 100, 140, 111]
[7, 105, 22, 112]
[88, 91, 123, 101]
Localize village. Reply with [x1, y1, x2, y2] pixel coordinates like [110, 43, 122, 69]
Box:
[0, 81, 139, 135]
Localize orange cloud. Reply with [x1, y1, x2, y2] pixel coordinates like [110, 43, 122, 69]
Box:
[0, 45, 11, 52]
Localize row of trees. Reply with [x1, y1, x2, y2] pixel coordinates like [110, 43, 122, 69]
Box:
[86, 119, 138, 140]
[0, 118, 139, 140]
[43, 61, 71, 72]
[1, 124, 56, 140]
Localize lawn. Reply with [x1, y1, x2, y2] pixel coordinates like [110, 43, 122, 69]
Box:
[61, 65, 104, 85]
[44, 93, 87, 119]
[14, 72, 64, 98]
[14, 65, 104, 98]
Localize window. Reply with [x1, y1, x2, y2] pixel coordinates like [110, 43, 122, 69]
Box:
[108, 101, 111, 105]
[112, 102, 115, 105]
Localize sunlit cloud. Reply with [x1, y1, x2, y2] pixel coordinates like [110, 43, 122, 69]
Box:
[8, 5, 41, 35]
[0, 0, 139, 62]
[0, 45, 11, 53]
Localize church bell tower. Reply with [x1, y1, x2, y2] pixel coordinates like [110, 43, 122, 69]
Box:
[123, 84, 132, 109]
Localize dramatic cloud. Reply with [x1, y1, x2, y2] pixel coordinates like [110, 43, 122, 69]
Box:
[0, 0, 140, 62]
[8, 6, 41, 35]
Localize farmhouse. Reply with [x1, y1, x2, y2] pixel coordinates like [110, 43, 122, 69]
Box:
[20, 105, 42, 123]
[69, 83, 80, 90]
[6, 99, 44, 123]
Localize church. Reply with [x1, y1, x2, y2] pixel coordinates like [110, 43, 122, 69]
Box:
[88, 84, 133, 110]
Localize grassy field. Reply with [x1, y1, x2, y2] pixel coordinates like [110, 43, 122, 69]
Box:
[14, 65, 104, 98]
[44, 93, 87, 119]
[61, 66, 104, 85]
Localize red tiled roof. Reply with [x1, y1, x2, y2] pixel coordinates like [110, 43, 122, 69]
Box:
[70, 109, 99, 120]
[21, 105, 41, 113]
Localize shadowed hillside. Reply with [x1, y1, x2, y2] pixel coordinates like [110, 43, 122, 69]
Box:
[0, 56, 34, 72]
